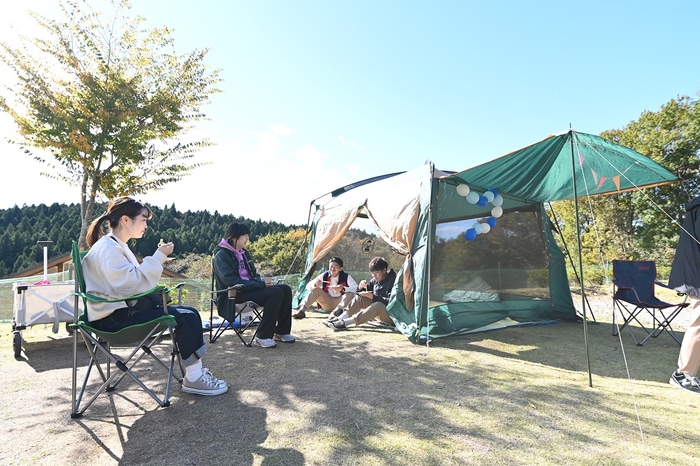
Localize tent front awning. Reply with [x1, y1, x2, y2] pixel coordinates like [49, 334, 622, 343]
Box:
[442, 130, 678, 204]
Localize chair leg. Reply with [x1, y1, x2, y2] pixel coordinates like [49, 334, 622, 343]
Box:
[210, 304, 263, 346]
[613, 301, 685, 346]
[71, 326, 180, 417]
[613, 301, 652, 346]
[647, 308, 684, 346]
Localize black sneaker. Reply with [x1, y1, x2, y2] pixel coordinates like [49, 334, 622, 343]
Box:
[330, 319, 347, 331]
[669, 371, 700, 394]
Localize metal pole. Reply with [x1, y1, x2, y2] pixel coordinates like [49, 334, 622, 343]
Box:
[569, 129, 593, 387]
[37, 241, 54, 282]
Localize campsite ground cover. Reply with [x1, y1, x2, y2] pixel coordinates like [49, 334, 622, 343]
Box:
[0, 297, 698, 466]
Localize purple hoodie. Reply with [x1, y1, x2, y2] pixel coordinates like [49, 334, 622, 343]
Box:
[218, 238, 252, 280]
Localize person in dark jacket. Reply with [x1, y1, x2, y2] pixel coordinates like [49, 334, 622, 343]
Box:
[212, 223, 294, 348]
[324, 257, 396, 331]
[668, 196, 700, 393]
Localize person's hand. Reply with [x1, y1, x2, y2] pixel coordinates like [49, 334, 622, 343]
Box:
[157, 242, 174, 256]
[360, 290, 373, 299]
[359, 280, 368, 290]
[315, 277, 324, 287]
[330, 284, 344, 292]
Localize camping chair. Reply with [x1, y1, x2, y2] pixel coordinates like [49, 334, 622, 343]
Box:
[209, 260, 264, 346]
[70, 241, 184, 418]
[612, 259, 689, 346]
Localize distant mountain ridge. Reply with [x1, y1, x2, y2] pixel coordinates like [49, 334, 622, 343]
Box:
[0, 203, 299, 278]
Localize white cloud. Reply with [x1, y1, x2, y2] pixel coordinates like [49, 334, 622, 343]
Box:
[139, 126, 352, 225]
[0, 118, 356, 226]
[290, 143, 328, 164]
[345, 164, 362, 176]
[269, 124, 296, 137]
[336, 135, 365, 151]
[250, 130, 282, 156]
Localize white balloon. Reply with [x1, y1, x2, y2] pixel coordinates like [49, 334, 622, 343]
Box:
[466, 192, 479, 204]
[483, 191, 495, 202]
[481, 223, 491, 234]
[456, 184, 470, 196]
[491, 206, 503, 218]
[492, 194, 503, 207]
[473, 223, 483, 234]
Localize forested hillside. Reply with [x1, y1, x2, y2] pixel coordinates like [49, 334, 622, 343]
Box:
[0, 203, 299, 277]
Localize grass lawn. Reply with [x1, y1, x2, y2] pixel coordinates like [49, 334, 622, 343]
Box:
[0, 306, 697, 465]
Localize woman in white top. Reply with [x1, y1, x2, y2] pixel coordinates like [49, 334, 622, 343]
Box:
[82, 197, 227, 396]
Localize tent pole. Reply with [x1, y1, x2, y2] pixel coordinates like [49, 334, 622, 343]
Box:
[424, 163, 436, 346]
[570, 129, 593, 387]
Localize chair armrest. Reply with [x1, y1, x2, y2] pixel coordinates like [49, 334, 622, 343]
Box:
[611, 279, 633, 289]
[166, 283, 186, 304]
[74, 285, 167, 304]
[211, 284, 245, 296]
[656, 280, 688, 299]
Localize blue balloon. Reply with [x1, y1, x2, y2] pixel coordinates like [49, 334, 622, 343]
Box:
[477, 196, 488, 207]
[486, 217, 497, 228]
[464, 229, 477, 241]
[488, 188, 499, 197]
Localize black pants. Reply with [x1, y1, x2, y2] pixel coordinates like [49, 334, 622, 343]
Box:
[236, 284, 293, 339]
[90, 305, 206, 365]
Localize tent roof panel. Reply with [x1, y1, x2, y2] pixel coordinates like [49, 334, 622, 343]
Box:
[444, 130, 678, 203]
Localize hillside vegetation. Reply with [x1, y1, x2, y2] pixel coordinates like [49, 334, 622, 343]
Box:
[0, 203, 299, 277]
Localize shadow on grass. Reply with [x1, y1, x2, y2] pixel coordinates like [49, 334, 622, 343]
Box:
[12, 331, 76, 371]
[158, 319, 683, 465]
[2, 315, 691, 465]
[425, 318, 681, 381]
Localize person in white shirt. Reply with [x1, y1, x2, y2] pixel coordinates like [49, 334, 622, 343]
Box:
[292, 257, 357, 319]
[82, 197, 227, 396]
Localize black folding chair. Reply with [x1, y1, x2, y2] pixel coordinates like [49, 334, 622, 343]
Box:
[209, 260, 263, 346]
[612, 259, 689, 346]
[70, 241, 184, 418]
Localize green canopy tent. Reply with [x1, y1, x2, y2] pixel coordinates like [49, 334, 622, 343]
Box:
[295, 130, 679, 356]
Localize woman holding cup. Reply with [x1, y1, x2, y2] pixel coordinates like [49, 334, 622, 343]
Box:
[82, 197, 227, 396]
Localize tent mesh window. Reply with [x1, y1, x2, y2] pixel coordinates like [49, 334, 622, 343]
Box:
[428, 210, 554, 335]
[432, 210, 550, 303]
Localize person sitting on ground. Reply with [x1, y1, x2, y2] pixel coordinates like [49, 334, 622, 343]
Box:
[213, 222, 295, 348]
[324, 256, 397, 331]
[82, 197, 227, 396]
[292, 256, 358, 319]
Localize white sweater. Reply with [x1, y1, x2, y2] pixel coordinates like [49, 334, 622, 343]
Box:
[82, 233, 168, 322]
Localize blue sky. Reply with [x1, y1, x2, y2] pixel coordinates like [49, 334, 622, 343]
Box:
[1, 0, 699, 225]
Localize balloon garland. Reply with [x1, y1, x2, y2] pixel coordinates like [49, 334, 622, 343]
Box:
[455, 184, 503, 241]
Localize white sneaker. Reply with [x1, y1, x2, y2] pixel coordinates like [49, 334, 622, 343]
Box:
[254, 336, 277, 348]
[273, 333, 296, 343]
[182, 370, 228, 396]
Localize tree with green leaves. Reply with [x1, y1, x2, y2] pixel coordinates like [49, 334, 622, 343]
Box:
[0, 0, 221, 249]
[601, 95, 700, 262]
[550, 95, 700, 273]
[248, 228, 309, 276]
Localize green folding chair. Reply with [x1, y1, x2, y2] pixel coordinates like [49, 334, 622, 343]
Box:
[70, 241, 184, 418]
